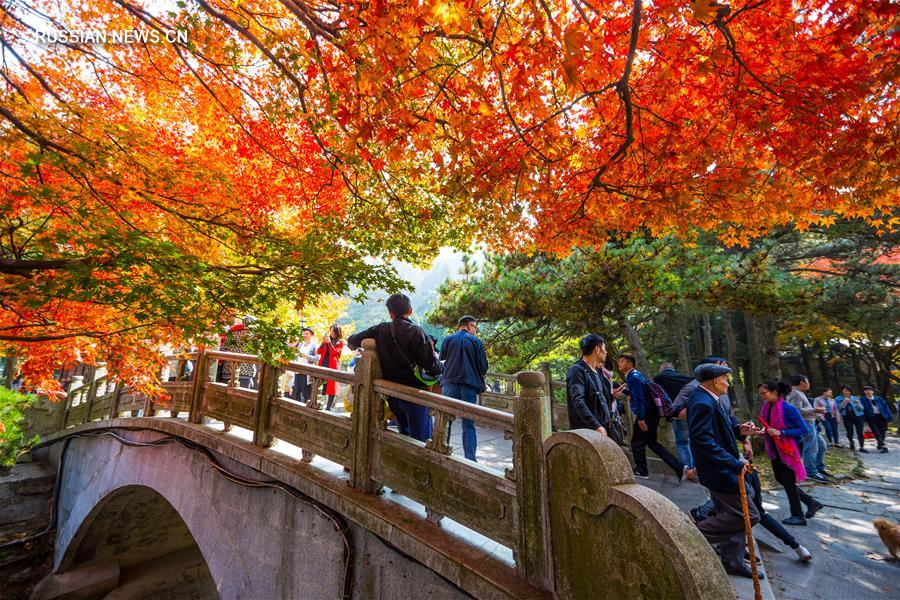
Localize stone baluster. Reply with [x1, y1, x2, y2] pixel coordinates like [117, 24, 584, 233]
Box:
[82, 366, 100, 424]
[188, 350, 208, 424]
[254, 363, 277, 447]
[349, 339, 384, 494]
[512, 370, 552, 588]
[61, 379, 79, 429]
[538, 361, 554, 402]
[109, 382, 124, 421]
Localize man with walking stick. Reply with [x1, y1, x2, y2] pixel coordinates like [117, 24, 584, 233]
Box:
[686, 363, 763, 580]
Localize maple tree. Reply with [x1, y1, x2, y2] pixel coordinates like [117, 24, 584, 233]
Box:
[0, 0, 896, 391]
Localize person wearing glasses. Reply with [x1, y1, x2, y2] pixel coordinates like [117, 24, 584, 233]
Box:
[439, 315, 489, 462]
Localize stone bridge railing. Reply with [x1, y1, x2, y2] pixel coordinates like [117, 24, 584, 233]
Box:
[51, 341, 729, 598]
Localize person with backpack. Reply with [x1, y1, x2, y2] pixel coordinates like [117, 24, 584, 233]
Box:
[439, 316, 489, 462]
[566, 334, 612, 436]
[347, 294, 442, 443]
[654, 362, 695, 472]
[618, 354, 691, 481]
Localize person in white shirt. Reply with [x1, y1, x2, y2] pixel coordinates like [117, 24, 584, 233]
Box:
[292, 327, 318, 402]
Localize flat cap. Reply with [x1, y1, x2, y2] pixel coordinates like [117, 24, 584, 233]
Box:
[694, 363, 732, 382]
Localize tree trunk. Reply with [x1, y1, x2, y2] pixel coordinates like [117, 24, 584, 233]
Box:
[3, 352, 17, 388]
[691, 314, 703, 360]
[670, 311, 692, 373]
[619, 318, 651, 375]
[798, 339, 813, 379]
[746, 314, 781, 383]
[702, 312, 714, 357]
[815, 344, 832, 390]
[849, 347, 865, 391]
[723, 310, 749, 418]
[827, 345, 842, 391]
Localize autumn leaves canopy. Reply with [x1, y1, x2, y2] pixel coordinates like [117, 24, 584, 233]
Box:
[0, 0, 896, 390]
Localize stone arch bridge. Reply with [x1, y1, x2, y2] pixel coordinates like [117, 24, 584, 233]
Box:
[26, 341, 730, 599]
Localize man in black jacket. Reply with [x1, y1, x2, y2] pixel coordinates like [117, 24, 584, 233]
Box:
[566, 334, 611, 435]
[347, 293, 441, 442]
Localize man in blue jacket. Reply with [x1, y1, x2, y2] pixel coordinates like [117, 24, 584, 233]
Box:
[688, 363, 761, 579]
[618, 354, 688, 481]
[862, 386, 894, 453]
[440, 315, 489, 461]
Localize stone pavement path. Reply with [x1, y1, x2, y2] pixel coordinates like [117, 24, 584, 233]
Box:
[759, 435, 899, 600]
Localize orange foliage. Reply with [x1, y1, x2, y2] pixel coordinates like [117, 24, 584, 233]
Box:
[0, 0, 897, 390]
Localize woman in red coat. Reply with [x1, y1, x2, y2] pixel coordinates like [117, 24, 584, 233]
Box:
[317, 324, 344, 410]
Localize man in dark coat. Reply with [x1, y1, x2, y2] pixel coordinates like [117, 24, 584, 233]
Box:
[566, 334, 611, 434]
[347, 293, 441, 443]
[440, 315, 489, 461]
[687, 363, 762, 579]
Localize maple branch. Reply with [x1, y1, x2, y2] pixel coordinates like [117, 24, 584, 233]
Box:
[0, 31, 67, 106]
[587, 0, 641, 196]
[0, 258, 92, 277]
[195, 0, 308, 104]
[712, 17, 781, 99]
[277, 0, 341, 44]
[0, 106, 86, 160]
[726, 0, 772, 24]
[0, 323, 157, 343]
[0, 58, 31, 105]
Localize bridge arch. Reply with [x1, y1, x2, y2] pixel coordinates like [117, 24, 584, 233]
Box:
[49, 429, 350, 599]
[59, 484, 217, 597]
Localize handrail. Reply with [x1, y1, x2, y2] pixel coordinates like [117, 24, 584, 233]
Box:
[373, 379, 515, 431]
[162, 352, 198, 361]
[281, 361, 355, 385]
[206, 350, 262, 364]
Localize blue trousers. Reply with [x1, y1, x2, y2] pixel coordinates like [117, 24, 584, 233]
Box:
[673, 418, 694, 469]
[801, 424, 826, 475]
[441, 382, 478, 462]
[387, 396, 432, 443]
[821, 416, 839, 445]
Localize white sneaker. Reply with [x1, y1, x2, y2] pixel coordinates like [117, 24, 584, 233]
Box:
[794, 545, 812, 562]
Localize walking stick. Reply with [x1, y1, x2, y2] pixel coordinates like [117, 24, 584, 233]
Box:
[738, 464, 762, 600]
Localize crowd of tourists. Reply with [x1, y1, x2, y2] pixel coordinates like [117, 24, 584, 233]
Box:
[563, 332, 895, 579]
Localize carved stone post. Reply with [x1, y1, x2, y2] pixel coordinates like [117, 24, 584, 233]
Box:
[81, 366, 100, 424]
[544, 431, 731, 598]
[538, 362, 554, 402]
[513, 370, 552, 589]
[350, 339, 383, 494]
[254, 363, 277, 447]
[188, 350, 208, 424]
[109, 382, 124, 420]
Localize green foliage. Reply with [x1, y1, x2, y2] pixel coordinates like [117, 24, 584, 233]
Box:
[430, 224, 898, 399]
[0, 388, 40, 468]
